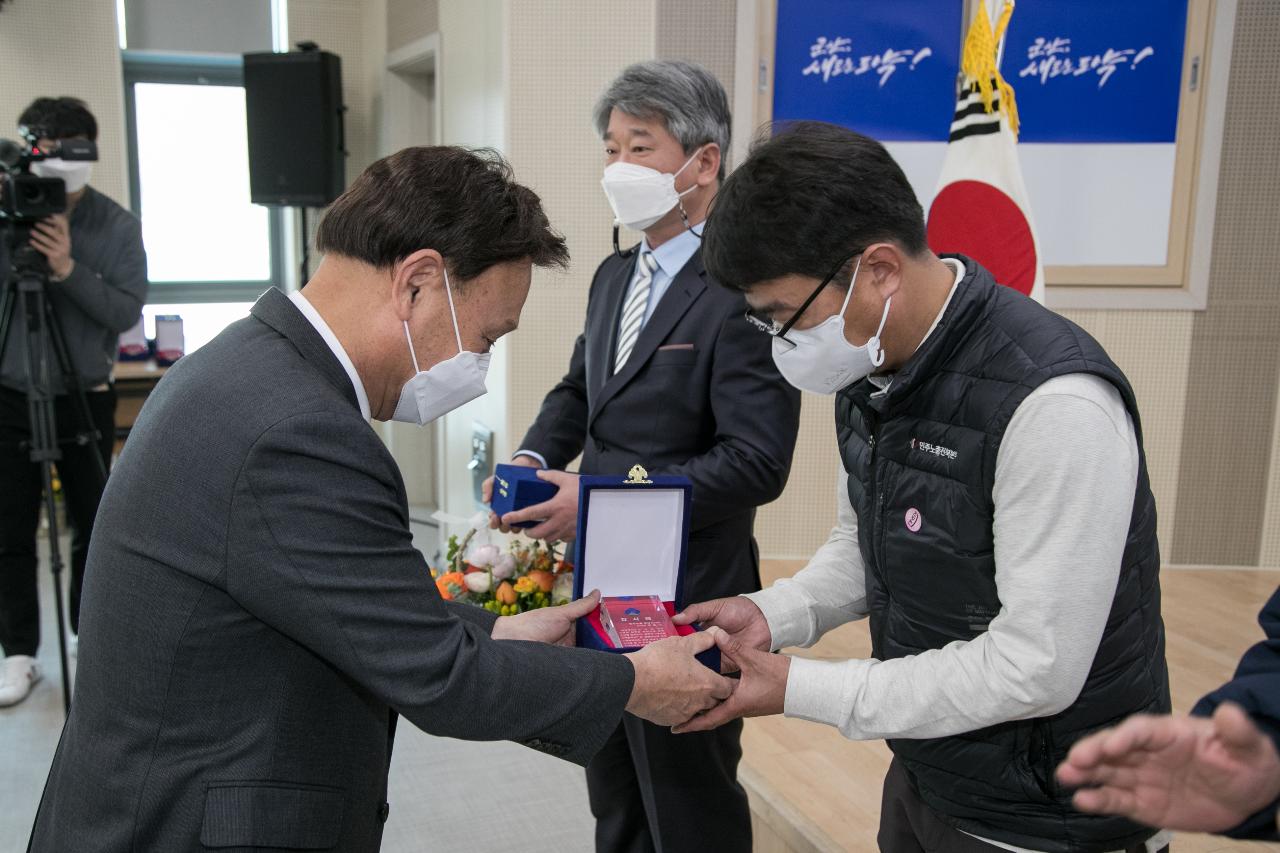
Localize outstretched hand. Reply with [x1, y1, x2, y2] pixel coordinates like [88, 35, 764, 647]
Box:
[1056, 703, 1280, 833]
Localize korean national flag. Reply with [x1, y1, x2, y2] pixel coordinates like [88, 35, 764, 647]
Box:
[926, 0, 1045, 304]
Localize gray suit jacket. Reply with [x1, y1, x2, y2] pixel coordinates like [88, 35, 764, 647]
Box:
[29, 288, 634, 852]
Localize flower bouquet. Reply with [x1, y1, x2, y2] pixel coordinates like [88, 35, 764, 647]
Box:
[431, 529, 575, 617]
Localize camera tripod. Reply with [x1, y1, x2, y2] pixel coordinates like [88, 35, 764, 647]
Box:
[0, 235, 107, 715]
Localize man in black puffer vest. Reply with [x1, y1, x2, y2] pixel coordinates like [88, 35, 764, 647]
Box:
[675, 122, 1171, 853]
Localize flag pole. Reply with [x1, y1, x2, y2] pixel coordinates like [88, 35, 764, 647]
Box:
[991, 0, 1009, 71]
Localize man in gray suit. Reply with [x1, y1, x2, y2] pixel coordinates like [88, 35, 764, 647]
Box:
[28, 147, 729, 852]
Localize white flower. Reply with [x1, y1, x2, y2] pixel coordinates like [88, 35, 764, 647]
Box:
[491, 553, 517, 580]
[467, 543, 500, 568]
[552, 573, 575, 605]
[464, 572, 492, 594]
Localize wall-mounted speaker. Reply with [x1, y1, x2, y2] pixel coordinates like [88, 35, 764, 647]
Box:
[244, 47, 346, 207]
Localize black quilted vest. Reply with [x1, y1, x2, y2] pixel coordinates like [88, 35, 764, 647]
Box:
[835, 258, 1170, 852]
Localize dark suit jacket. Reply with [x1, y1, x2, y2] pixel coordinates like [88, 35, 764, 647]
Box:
[29, 289, 634, 853]
[520, 247, 800, 604]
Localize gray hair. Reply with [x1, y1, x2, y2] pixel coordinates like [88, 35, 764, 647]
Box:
[593, 60, 731, 180]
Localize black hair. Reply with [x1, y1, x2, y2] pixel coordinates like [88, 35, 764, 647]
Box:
[703, 121, 928, 292]
[316, 146, 569, 281]
[19, 97, 98, 142]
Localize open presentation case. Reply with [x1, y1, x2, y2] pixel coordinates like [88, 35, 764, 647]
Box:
[573, 467, 719, 671]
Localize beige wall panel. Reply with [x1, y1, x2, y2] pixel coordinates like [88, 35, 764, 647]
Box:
[656, 0, 736, 99]
[289, 0, 382, 179]
[388, 0, 439, 53]
[1174, 306, 1280, 565]
[0, 0, 129, 206]
[1059, 309, 1195, 555]
[364, 0, 390, 163]
[755, 394, 841, 559]
[502, 0, 656, 453]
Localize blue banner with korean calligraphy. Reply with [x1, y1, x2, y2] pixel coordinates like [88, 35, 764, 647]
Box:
[1004, 0, 1188, 143]
[772, 0, 963, 142]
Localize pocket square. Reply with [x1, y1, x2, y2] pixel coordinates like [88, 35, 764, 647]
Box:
[657, 343, 695, 351]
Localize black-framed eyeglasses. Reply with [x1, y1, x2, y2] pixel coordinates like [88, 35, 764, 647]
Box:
[743, 249, 864, 344]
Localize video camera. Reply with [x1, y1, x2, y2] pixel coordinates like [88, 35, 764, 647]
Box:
[1, 132, 97, 277]
[0, 132, 98, 225]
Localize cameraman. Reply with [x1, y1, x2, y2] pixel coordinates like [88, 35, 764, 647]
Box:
[0, 97, 147, 708]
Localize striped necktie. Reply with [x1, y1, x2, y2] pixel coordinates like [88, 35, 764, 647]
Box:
[614, 252, 658, 373]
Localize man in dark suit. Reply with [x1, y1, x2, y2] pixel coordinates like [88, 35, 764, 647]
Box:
[488, 62, 801, 853]
[27, 147, 731, 853]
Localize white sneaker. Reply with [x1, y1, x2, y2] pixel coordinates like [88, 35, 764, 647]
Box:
[0, 655, 42, 707]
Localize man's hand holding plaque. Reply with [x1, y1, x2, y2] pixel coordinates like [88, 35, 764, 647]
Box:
[624, 629, 735, 727]
[672, 626, 789, 734]
[673, 596, 773, 672]
[492, 590, 602, 646]
[668, 596, 790, 733]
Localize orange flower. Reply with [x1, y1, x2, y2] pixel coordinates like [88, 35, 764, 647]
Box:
[527, 570, 555, 594]
[514, 576, 538, 595]
[496, 581, 517, 605]
[435, 572, 466, 601]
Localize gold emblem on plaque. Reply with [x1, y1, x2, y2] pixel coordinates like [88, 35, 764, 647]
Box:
[625, 465, 652, 485]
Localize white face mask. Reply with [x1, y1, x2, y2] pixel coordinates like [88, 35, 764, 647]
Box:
[771, 256, 892, 395]
[30, 158, 93, 194]
[391, 267, 491, 425]
[600, 147, 703, 231]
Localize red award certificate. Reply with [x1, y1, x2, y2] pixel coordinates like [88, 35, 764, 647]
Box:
[599, 595, 678, 648]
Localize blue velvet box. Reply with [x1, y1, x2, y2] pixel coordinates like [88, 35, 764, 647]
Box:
[489, 463, 559, 529]
[573, 468, 720, 671]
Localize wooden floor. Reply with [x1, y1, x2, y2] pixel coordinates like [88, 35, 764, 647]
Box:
[739, 563, 1280, 853]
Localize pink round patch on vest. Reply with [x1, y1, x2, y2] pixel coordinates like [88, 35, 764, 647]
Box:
[905, 508, 922, 533]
